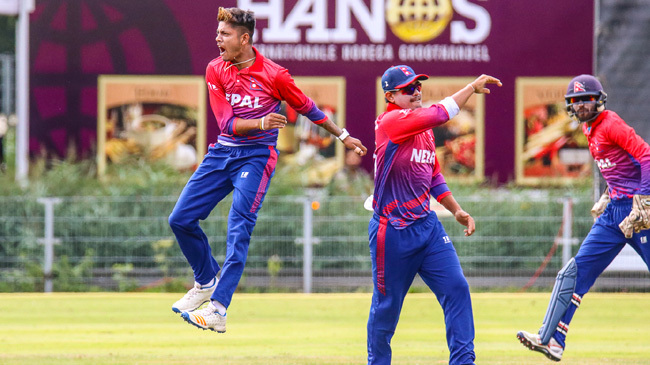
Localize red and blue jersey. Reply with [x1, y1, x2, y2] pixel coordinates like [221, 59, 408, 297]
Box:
[583, 110, 650, 199]
[206, 47, 326, 146]
[372, 99, 458, 229]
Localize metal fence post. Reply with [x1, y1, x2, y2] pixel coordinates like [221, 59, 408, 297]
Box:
[37, 197, 62, 293]
[561, 196, 577, 266]
[302, 196, 313, 294]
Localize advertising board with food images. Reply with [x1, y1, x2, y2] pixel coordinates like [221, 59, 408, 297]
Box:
[515, 77, 591, 185]
[97, 75, 207, 176]
[28, 0, 594, 183]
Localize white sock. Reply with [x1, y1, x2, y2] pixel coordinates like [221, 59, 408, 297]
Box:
[198, 277, 217, 289]
[212, 300, 227, 315]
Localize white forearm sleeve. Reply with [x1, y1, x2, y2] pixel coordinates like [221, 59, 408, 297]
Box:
[439, 96, 460, 119]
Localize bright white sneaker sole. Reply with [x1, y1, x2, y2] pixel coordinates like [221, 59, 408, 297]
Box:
[181, 311, 226, 333]
[517, 331, 562, 362]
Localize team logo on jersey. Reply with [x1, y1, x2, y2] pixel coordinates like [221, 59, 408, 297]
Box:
[226, 93, 263, 108]
[590, 142, 602, 153]
[249, 76, 263, 91]
[595, 158, 616, 170]
[573, 81, 586, 93]
[241, 171, 249, 178]
[410, 148, 435, 164]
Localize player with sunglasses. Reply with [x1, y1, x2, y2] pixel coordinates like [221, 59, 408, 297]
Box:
[367, 65, 501, 365]
[517, 75, 650, 361]
[388, 81, 422, 95]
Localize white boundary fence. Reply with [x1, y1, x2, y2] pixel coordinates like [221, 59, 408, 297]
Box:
[0, 195, 648, 293]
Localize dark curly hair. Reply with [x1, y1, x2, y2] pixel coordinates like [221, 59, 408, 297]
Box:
[218, 7, 255, 41]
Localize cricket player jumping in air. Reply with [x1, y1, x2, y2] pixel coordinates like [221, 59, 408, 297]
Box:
[517, 75, 650, 361]
[168, 7, 367, 332]
[368, 65, 501, 365]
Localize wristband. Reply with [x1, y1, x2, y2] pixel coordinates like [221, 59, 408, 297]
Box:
[259, 116, 265, 130]
[468, 83, 476, 93]
[337, 128, 350, 142]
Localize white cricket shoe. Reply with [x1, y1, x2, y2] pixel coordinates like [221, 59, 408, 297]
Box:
[517, 330, 564, 362]
[171, 279, 217, 313]
[181, 302, 226, 333]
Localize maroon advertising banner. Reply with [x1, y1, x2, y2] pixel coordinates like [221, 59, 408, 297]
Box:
[29, 0, 593, 183]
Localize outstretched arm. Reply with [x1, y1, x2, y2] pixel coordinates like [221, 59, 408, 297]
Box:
[317, 118, 368, 156]
[232, 114, 367, 156]
[272, 69, 368, 156]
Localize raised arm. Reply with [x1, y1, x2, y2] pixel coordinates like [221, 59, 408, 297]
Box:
[452, 74, 502, 110]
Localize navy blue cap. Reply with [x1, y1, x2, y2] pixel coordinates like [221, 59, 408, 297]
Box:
[565, 74, 604, 98]
[381, 65, 428, 92]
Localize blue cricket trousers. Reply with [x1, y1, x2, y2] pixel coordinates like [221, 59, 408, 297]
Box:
[367, 212, 476, 365]
[554, 197, 650, 346]
[168, 144, 277, 308]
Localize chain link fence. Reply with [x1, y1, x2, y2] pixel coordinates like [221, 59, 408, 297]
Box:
[1, 194, 648, 293]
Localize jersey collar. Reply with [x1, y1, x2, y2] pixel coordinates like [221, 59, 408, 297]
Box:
[246, 47, 264, 73]
[386, 102, 403, 112]
[225, 47, 263, 74]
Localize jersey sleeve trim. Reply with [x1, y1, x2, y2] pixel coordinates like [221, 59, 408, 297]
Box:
[231, 117, 243, 136]
[435, 190, 452, 202]
[303, 105, 327, 123]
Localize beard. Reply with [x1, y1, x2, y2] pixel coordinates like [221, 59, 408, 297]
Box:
[576, 109, 597, 122]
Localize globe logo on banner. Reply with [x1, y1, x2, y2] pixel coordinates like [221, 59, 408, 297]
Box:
[247, 0, 491, 63]
[386, 0, 453, 43]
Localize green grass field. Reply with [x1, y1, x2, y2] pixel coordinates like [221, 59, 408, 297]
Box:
[1, 292, 649, 364]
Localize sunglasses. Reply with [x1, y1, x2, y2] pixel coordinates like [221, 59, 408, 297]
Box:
[567, 95, 597, 104]
[390, 82, 422, 95]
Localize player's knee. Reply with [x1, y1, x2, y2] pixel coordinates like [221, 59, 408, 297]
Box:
[230, 205, 258, 223]
[453, 276, 470, 293]
[230, 204, 259, 220]
[168, 210, 194, 232]
[556, 257, 578, 279]
[168, 212, 182, 231]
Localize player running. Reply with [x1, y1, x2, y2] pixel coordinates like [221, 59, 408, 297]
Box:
[517, 74, 650, 361]
[367, 65, 501, 365]
[168, 6, 367, 332]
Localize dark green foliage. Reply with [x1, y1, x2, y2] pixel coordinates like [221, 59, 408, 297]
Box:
[0, 16, 16, 53]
